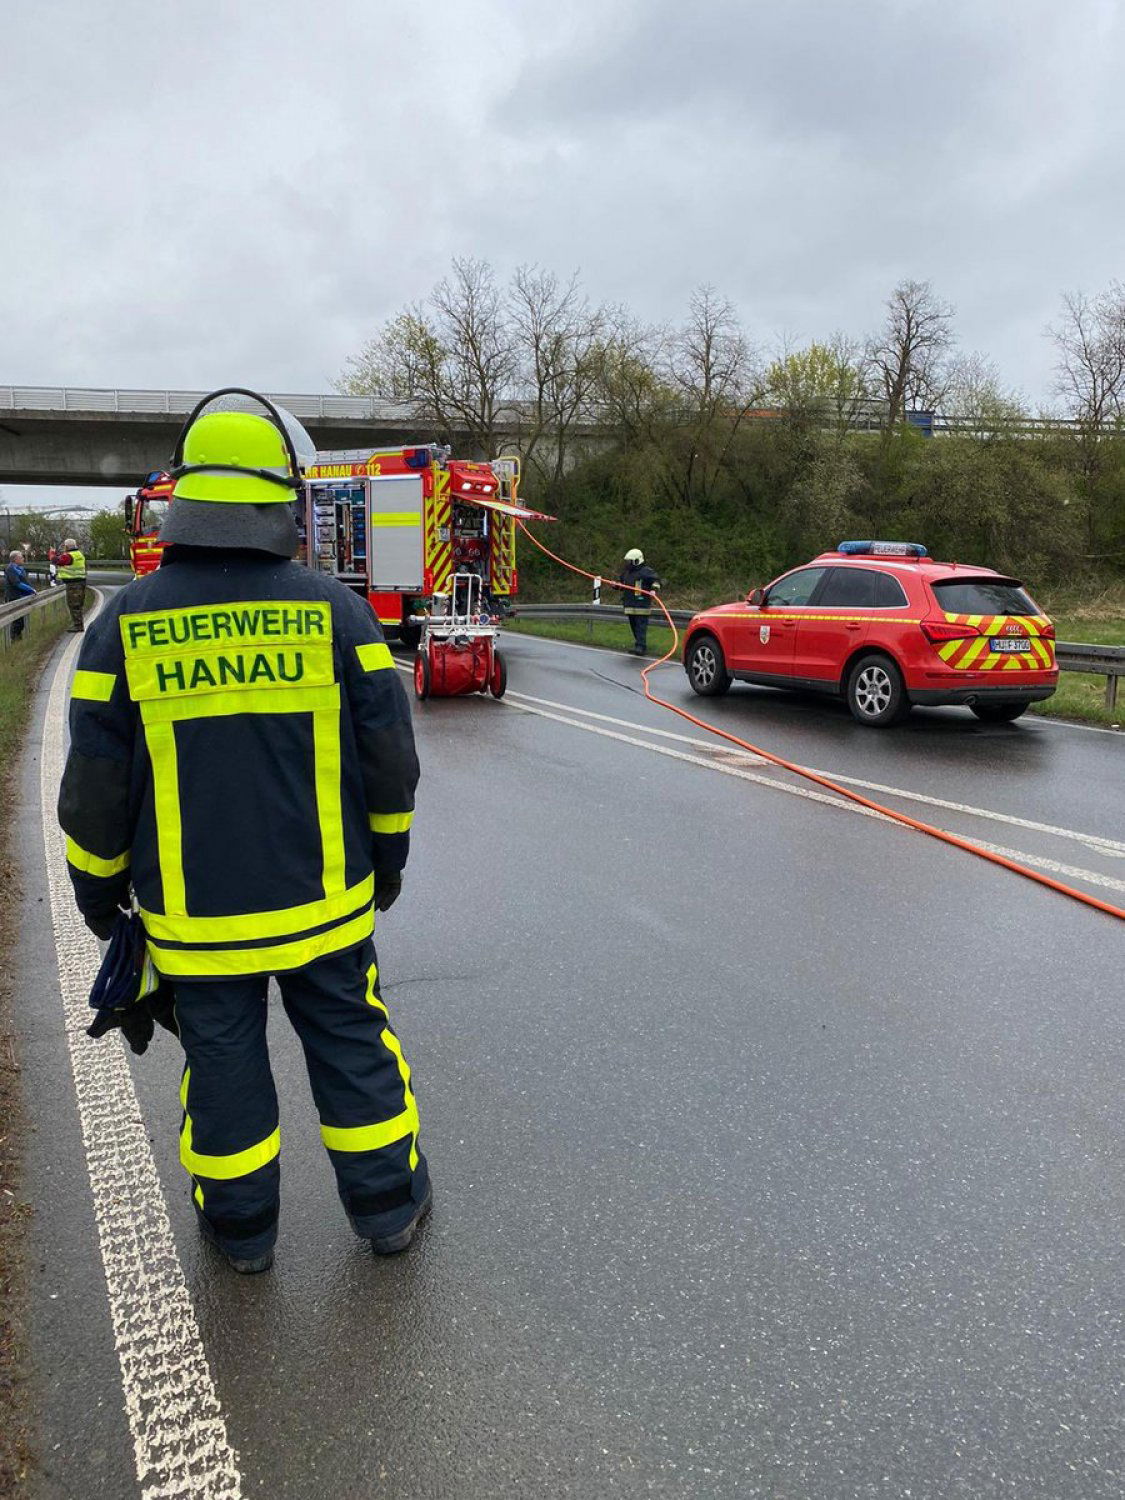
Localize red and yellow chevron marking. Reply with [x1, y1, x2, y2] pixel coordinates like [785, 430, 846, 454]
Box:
[130, 539, 166, 577]
[490, 512, 516, 595]
[937, 614, 1055, 671]
[426, 469, 453, 594]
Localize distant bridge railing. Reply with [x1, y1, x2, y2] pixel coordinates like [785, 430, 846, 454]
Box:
[512, 604, 1124, 712]
[0, 386, 421, 422]
[1, 384, 1112, 438]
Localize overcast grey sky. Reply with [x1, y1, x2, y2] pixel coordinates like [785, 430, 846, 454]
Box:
[4, 0, 1125, 510]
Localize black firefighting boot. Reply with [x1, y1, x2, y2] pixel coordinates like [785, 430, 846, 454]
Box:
[195, 1207, 275, 1275]
[370, 1183, 433, 1256]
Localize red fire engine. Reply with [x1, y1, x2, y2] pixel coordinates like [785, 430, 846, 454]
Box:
[123, 471, 174, 577]
[302, 446, 542, 647]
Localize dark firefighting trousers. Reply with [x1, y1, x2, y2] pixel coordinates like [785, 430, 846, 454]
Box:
[625, 609, 649, 650]
[175, 937, 428, 1261]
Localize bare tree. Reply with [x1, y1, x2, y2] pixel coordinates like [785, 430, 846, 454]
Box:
[870, 279, 956, 427]
[665, 286, 758, 505]
[509, 266, 607, 487]
[1049, 287, 1125, 432]
[339, 258, 517, 455]
[431, 259, 518, 454]
[591, 311, 673, 445]
[943, 351, 1026, 437]
[1047, 285, 1125, 550]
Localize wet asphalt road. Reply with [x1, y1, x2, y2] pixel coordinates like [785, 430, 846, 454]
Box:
[16, 624, 1124, 1498]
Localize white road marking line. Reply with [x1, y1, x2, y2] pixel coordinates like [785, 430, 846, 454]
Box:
[408, 669, 1125, 897]
[502, 688, 1125, 860]
[509, 699, 1125, 894]
[1029, 714, 1123, 737]
[41, 618, 243, 1499]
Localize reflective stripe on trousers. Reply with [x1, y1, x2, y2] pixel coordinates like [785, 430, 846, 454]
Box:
[172, 937, 428, 1255]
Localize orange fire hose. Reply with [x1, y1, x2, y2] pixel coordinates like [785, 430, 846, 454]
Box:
[516, 522, 1125, 922]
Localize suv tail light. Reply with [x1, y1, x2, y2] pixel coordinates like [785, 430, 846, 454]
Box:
[921, 619, 981, 644]
[1039, 621, 1056, 640]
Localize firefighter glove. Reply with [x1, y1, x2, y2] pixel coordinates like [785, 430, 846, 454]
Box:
[373, 875, 402, 912]
[87, 999, 156, 1055]
[84, 910, 122, 942]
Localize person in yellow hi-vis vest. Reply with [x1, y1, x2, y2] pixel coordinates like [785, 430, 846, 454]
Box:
[56, 537, 87, 632]
[57, 389, 428, 1273]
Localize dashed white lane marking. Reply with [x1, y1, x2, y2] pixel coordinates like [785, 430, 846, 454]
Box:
[41, 617, 243, 1499]
[402, 663, 1125, 898]
[498, 697, 1125, 896]
[502, 688, 1125, 861]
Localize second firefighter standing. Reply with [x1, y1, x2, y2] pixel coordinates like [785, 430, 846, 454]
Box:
[619, 548, 661, 655]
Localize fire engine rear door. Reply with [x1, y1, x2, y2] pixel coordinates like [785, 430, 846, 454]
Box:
[367, 475, 424, 591]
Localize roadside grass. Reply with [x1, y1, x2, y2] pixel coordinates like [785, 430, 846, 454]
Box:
[0, 600, 71, 780]
[0, 594, 71, 1494]
[1030, 673, 1120, 728]
[1031, 609, 1124, 728]
[507, 611, 1124, 729]
[1049, 616, 1125, 646]
[507, 617, 663, 653]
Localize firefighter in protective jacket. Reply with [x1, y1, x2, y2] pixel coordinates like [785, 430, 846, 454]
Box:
[619, 548, 661, 655]
[57, 389, 429, 1273]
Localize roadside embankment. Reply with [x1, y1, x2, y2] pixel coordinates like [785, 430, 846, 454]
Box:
[0, 595, 71, 1492]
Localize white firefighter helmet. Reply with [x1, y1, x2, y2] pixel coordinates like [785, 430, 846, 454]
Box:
[624, 548, 644, 564]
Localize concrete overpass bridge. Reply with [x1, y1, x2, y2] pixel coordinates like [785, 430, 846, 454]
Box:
[2, 384, 1090, 491]
[0, 386, 531, 488]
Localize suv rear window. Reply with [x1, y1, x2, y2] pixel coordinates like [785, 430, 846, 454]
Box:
[931, 578, 1036, 615]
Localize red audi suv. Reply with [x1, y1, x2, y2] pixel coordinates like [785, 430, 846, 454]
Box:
[682, 542, 1057, 727]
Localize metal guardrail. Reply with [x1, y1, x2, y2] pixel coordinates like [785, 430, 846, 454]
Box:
[513, 602, 696, 626]
[513, 605, 1124, 712]
[0, 586, 70, 647]
[1056, 641, 1124, 710]
[25, 563, 130, 582]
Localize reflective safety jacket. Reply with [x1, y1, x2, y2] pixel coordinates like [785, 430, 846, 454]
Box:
[58, 548, 420, 980]
[618, 562, 661, 615]
[57, 549, 87, 580]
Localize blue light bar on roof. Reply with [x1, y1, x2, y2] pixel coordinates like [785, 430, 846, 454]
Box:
[837, 540, 928, 558]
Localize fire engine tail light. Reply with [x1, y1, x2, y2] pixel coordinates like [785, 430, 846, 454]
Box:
[920, 619, 981, 644]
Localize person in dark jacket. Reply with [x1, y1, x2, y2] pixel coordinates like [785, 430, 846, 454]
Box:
[58, 389, 428, 1273]
[4, 550, 36, 640]
[618, 548, 661, 655]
